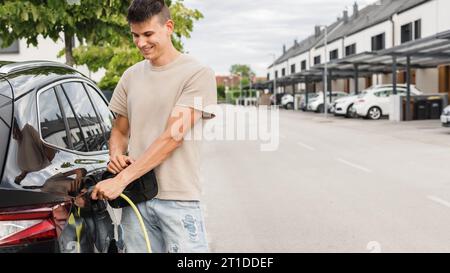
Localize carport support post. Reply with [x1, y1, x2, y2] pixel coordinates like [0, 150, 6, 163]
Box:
[392, 56, 397, 95]
[292, 82, 296, 110]
[323, 69, 328, 118]
[406, 55, 412, 121]
[354, 64, 359, 95]
[328, 69, 333, 103]
[305, 76, 310, 109]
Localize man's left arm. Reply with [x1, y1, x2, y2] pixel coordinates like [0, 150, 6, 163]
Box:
[91, 105, 202, 200]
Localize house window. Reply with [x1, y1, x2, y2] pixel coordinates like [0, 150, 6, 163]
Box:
[401, 23, 413, 43]
[414, 19, 421, 40]
[267, 73, 270, 80]
[291, 64, 296, 74]
[301, 60, 307, 71]
[314, 55, 321, 65]
[371, 33, 385, 51]
[0, 39, 19, 54]
[345, 44, 356, 56]
[281, 68, 286, 77]
[275, 71, 278, 79]
[329, 49, 339, 61]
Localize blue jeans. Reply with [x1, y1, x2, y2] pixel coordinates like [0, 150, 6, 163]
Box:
[120, 198, 209, 253]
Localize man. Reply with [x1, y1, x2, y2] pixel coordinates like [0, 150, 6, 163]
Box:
[91, 0, 217, 253]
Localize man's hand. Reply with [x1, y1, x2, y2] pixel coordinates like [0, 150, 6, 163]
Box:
[90, 177, 127, 201]
[108, 155, 134, 174]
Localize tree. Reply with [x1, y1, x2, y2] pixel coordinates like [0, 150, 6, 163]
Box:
[217, 84, 225, 100]
[0, 0, 203, 90]
[229, 64, 255, 97]
[230, 64, 255, 79]
[0, 0, 131, 67]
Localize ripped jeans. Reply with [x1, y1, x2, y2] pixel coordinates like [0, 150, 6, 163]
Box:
[120, 198, 209, 253]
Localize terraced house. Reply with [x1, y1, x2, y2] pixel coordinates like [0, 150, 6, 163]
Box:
[268, 0, 450, 99]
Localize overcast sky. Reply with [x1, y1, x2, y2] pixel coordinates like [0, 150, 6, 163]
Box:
[182, 0, 374, 76]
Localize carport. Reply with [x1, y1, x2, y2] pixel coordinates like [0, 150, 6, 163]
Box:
[259, 31, 450, 113]
[310, 30, 450, 120]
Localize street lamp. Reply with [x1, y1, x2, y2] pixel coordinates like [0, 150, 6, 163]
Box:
[269, 53, 277, 106]
[318, 25, 329, 119]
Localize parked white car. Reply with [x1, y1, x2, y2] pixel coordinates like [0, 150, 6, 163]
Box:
[333, 92, 358, 117]
[353, 84, 422, 120]
[281, 94, 294, 109]
[300, 93, 319, 111]
[441, 105, 450, 127]
[307, 91, 348, 113]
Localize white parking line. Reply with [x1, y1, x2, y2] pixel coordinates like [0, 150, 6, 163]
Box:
[336, 158, 373, 173]
[427, 196, 450, 208]
[297, 141, 316, 151]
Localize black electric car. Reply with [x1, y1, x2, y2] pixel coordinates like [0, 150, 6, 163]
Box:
[0, 61, 118, 253]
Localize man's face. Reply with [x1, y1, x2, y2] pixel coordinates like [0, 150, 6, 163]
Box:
[130, 16, 173, 61]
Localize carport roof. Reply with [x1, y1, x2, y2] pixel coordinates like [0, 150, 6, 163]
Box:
[264, 30, 450, 85]
[313, 30, 450, 75]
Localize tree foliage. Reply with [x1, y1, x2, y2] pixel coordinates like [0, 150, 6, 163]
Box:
[0, 0, 203, 90]
[73, 0, 203, 90]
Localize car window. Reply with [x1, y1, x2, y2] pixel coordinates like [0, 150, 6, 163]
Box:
[373, 91, 383, 97]
[39, 88, 71, 149]
[59, 82, 106, 152]
[83, 83, 114, 149]
[0, 81, 13, 179]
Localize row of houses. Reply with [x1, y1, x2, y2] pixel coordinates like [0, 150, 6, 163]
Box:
[266, 0, 450, 98]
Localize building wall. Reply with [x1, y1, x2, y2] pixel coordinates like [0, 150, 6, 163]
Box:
[332, 79, 345, 92]
[393, 1, 437, 45]
[436, 0, 450, 33]
[313, 38, 343, 64]
[344, 20, 394, 53]
[416, 68, 439, 93]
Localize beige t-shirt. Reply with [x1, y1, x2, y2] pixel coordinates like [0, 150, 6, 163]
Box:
[108, 54, 217, 201]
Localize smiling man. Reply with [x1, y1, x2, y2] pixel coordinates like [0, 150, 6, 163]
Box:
[90, 0, 217, 253]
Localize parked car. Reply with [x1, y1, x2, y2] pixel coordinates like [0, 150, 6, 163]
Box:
[270, 93, 285, 106]
[299, 93, 319, 111]
[332, 93, 358, 117]
[281, 94, 294, 109]
[353, 84, 423, 120]
[441, 105, 450, 127]
[0, 61, 117, 253]
[307, 91, 348, 113]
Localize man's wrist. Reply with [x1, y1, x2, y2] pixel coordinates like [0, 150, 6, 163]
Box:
[109, 152, 123, 158]
[115, 171, 131, 187]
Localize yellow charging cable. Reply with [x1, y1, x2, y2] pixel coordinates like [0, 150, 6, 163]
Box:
[119, 193, 152, 253]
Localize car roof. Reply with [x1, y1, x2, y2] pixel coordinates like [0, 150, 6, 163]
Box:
[0, 61, 76, 75]
[0, 60, 87, 99]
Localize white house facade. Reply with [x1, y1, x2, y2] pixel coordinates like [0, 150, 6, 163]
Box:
[268, 0, 450, 98]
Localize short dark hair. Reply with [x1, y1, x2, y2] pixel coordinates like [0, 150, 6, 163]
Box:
[127, 0, 171, 25]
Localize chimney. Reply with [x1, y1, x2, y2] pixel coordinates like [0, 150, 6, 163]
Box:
[343, 10, 349, 23]
[294, 39, 298, 47]
[283, 44, 286, 54]
[353, 2, 359, 18]
[315, 26, 321, 37]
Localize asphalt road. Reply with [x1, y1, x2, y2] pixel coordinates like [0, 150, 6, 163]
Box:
[201, 105, 450, 253]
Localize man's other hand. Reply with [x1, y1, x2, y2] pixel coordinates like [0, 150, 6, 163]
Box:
[108, 155, 135, 174]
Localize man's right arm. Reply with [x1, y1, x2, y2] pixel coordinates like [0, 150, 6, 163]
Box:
[107, 114, 134, 174]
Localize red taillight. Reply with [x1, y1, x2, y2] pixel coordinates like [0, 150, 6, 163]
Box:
[0, 219, 56, 247]
[0, 203, 71, 247]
